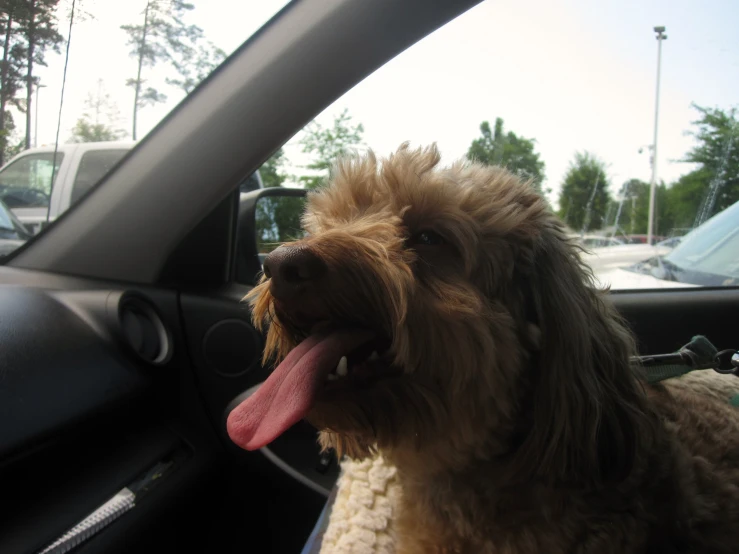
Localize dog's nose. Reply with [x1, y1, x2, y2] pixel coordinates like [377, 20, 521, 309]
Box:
[263, 245, 326, 301]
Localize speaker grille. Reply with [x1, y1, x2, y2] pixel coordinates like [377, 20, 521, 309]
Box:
[203, 319, 260, 376]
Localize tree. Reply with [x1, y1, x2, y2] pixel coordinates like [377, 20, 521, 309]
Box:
[678, 104, 739, 225]
[260, 148, 288, 189]
[558, 152, 611, 232]
[165, 38, 225, 94]
[69, 80, 126, 142]
[608, 178, 673, 237]
[19, 0, 63, 149]
[1, 0, 62, 160]
[121, 0, 201, 140]
[299, 108, 364, 190]
[0, 1, 28, 164]
[608, 179, 647, 236]
[467, 118, 547, 193]
[0, 110, 24, 161]
[69, 119, 124, 142]
[664, 169, 712, 232]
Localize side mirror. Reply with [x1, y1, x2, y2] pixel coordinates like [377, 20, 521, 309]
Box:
[236, 187, 307, 285]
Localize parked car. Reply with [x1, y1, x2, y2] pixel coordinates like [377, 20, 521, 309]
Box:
[657, 236, 683, 248]
[0, 142, 134, 235]
[593, 200, 739, 289]
[0, 197, 30, 258]
[622, 234, 666, 245]
[0, 142, 263, 237]
[581, 242, 674, 273]
[569, 234, 624, 248]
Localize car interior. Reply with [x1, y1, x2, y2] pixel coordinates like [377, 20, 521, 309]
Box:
[0, 1, 737, 553]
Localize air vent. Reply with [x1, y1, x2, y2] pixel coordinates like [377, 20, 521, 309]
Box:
[119, 297, 172, 365]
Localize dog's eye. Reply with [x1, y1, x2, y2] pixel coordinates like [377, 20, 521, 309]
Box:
[411, 230, 445, 246]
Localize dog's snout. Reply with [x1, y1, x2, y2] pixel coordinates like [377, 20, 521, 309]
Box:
[264, 245, 326, 301]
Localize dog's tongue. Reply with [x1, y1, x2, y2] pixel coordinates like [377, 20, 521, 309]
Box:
[227, 329, 373, 450]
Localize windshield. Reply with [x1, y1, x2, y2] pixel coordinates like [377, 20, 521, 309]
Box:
[663, 201, 739, 281]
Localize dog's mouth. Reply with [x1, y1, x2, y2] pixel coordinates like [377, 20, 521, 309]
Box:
[226, 326, 398, 451]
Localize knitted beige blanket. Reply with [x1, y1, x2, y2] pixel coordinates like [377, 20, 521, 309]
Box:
[318, 455, 401, 554]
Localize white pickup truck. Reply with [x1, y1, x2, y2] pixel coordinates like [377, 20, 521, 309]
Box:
[0, 141, 263, 236]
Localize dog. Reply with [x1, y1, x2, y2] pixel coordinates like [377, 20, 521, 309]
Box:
[227, 144, 739, 553]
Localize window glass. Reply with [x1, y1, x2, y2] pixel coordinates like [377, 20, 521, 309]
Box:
[0, 0, 291, 260]
[0, 153, 63, 209]
[71, 149, 129, 204]
[1, 0, 735, 288]
[244, 0, 738, 291]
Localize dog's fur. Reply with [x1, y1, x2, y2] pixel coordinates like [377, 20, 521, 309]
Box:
[248, 144, 739, 553]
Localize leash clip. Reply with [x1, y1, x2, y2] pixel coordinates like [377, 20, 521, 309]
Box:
[713, 349, 739, 375]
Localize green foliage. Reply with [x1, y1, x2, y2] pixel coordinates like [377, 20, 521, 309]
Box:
[165, 38, 225, 94]
[558, 151, 611, 232]
[20, 0, 64, 148]
[608, 178, 673, 236]
[124, 78, 167, 108]
[0, 0, 63, 160]
[0, 110, 24, 161]
[69, 80, 126, 143]
[122, 0, 227, 138]
[665, 169, 713, 231]
[607, 105, 739, 239]
[299, 108, 364, 190]
[608, 178, 648, 235]
[260, 148, 287, 189]
[467, 118, 546, 193]
[680, 104, 739, 224]
[121, 0, 202, 138]
[69, 119, 125, 142]
[1, 2, 30, 130]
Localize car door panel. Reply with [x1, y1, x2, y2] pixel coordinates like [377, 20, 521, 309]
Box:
[0, 265, 330, 553]
[189, 286, 739, 503]
[179, 289, 341, 496]
[0, 267, 226, 553]
[613, 288, 739, 355]
[1, 422, 192, 554]
[0, 286, 151, 464]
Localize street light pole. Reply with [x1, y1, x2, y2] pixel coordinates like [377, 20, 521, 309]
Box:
[34, 83, 46, 148]
[647, 26, 667, 245]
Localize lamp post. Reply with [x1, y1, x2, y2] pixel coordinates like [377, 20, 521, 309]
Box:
[34, 83, 46, 148]
[647, 26, 667, 245]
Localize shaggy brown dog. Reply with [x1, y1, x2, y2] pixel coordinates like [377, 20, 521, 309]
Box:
[227, 144, 739, 553]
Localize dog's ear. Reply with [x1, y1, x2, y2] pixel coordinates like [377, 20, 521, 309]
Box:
[513, 222, 655, 485]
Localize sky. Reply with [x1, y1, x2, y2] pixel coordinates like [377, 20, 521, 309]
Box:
[30, 0, 739, 207]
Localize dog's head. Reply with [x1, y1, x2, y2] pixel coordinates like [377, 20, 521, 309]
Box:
[228, 144, 652, 482]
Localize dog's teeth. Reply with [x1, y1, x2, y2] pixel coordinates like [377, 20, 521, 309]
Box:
[327, 374, 338, 382]
[336, 356, 348, 377]
[368, 351, 379, 362]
